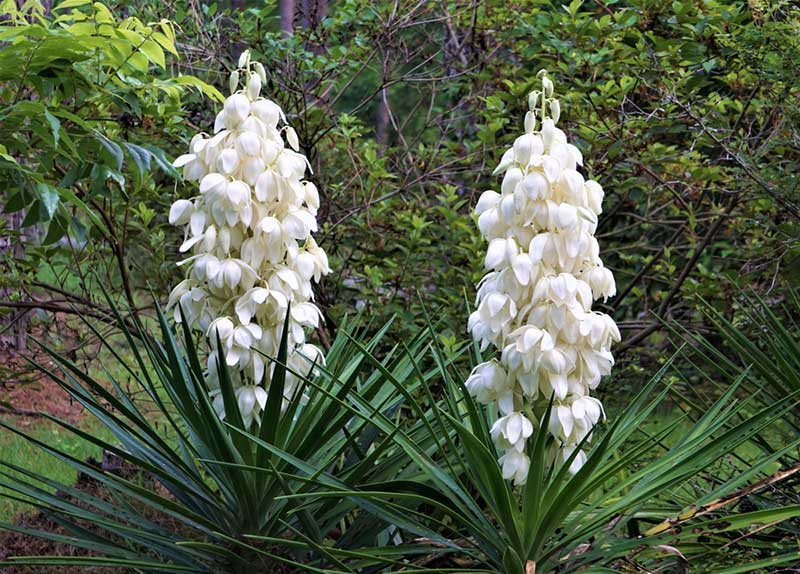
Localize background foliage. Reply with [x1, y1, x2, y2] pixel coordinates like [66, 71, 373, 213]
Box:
[2, 0, 798, 362]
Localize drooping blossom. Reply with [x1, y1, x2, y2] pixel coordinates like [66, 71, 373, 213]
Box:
[467, 71, 620, 484]
[168, 50, 330, 426]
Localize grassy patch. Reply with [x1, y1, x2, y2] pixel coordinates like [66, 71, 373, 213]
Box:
[0, 417, 118, 523]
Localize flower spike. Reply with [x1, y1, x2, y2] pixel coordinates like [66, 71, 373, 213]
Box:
[468, 72, 620, 484]
[168, 51, 331, 426]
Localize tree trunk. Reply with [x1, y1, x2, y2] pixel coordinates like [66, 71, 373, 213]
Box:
[0, 211, 28, 352]
[302, 0, 327, 28]
[281, 0, 296, 36]
[440, 2, 477, 195]
[376, 55, 392, 150]
[375, 91, 390, 150]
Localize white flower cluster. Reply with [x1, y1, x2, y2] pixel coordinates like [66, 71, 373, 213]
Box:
[467, 71, 620, 485]
[167, 50, 331, 427]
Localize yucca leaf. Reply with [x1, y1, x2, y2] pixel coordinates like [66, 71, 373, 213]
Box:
[702, 551, 800, 574]
[522, 394, 554, 554]
[1, 556, 202, 571]
[258, 306, 291, 452]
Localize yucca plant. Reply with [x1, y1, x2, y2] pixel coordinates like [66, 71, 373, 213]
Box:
[670, 288, 800, 545]
[271, 315, 800, 573]
[0, 295, 443, 572]
[3, 297, 799, 573]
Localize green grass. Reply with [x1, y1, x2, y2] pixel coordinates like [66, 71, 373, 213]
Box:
[631, 405, 787, 482]
[0, 416, 118, 522]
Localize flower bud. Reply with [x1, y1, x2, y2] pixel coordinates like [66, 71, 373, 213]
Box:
[542, 76, 554, 97]
[285, 126, 299, 151]
[524, 110, 536, 133]
[255, 62, 267, 84]
[550, 99, 561, 124]
[528, 90, 540, 112]
[229, 70, 239, 95]
[247, 72, 262, 101]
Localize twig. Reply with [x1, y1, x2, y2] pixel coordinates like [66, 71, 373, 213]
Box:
[644, 461, 800, 536]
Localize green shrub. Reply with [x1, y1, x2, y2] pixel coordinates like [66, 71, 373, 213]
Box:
[0, 0, 220, 328]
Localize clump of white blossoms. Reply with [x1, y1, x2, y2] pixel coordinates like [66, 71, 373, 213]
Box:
[167, 50, 331, 428]
[467, 71, 620, 485]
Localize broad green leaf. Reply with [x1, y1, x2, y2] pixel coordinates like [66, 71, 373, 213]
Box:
[53, 0, 93, 11]
[44, 108, 61, 146]
[34, 182, 59, 219]
[139, 39, 165, 68]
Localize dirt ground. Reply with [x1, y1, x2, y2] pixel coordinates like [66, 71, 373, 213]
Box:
[1, 373, 85, 427]
[0, 324, 103, 571]
[0, 320, 89, 427]
[0, 325, 293, 573]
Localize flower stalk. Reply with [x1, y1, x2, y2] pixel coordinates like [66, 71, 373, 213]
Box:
[467, 71, 620, 484]
[168, 49, 331, 427]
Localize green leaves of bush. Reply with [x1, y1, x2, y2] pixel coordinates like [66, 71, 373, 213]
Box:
[0, 0, 223, 316]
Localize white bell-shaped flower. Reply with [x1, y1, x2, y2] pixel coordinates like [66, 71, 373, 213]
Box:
[490, 412, 534, 452]
[465, 360, 515, 414]
[499, 449, 531, 486]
